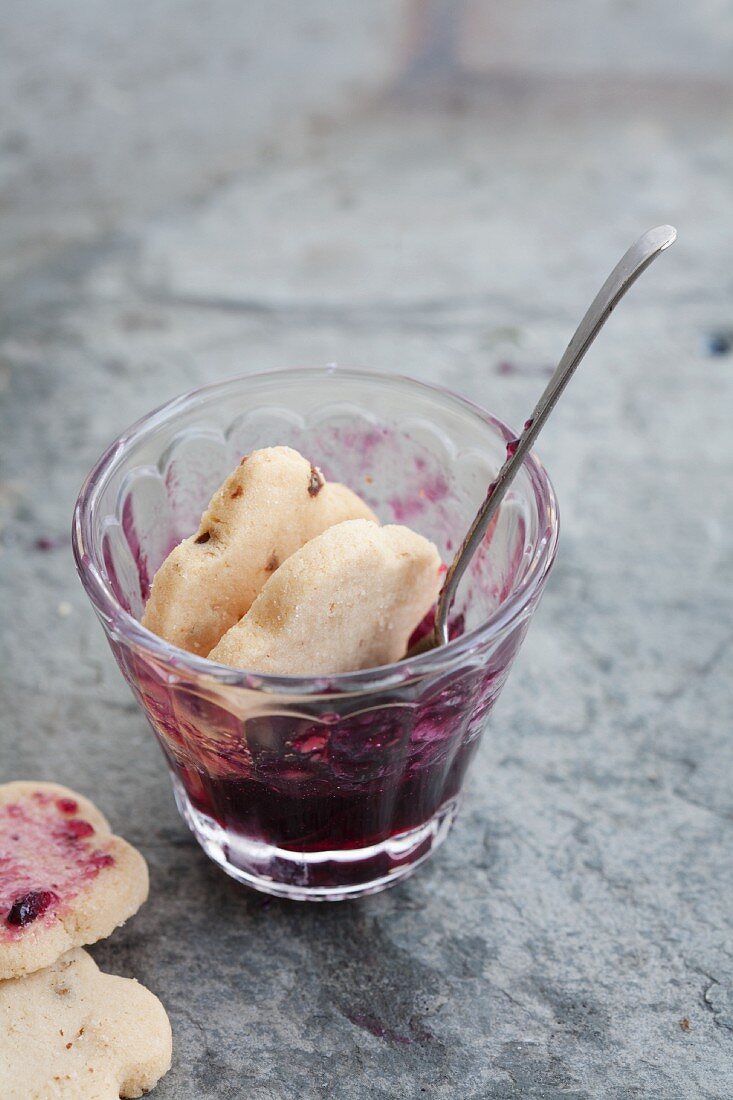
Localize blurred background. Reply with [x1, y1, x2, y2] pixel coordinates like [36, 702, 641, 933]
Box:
[1, 3, 732, 1098]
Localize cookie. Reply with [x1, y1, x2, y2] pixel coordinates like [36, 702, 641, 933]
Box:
[142, 445, 378, 656]
[0, 947, 172, 1099]
[0, 782, 148, 980]
[208, 518, 442, 675]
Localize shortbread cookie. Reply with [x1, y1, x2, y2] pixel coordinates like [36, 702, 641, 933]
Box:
[209, 518, 442, 675]
[0, 947, 172, 1099]
[0, 783, 148, 980]
[142, 445, 378, 656]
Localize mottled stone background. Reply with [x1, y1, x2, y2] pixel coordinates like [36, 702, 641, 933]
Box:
[1, 2, 732, 1096]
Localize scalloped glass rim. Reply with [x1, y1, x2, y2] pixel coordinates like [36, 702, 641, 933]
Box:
[73, 367, 559, 694]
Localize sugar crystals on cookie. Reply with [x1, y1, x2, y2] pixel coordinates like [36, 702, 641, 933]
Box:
[208, 519, 442, 675]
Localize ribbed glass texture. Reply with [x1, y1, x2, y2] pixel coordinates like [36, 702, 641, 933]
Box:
[74, 369, 558, 899]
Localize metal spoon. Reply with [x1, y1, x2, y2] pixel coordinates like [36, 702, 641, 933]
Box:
[408, 224, 677, 658]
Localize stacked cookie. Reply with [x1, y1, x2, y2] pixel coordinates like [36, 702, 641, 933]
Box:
[142, 445, 442, 676]
[142, 445, 379, 658]
[0, 781, 171, 1098]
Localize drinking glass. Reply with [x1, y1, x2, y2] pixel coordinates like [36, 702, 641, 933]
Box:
[74, 368, 558, 900]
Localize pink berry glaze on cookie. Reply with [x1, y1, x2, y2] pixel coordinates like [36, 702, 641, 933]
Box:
[1, 792, 114, 938]
[0, 783, 148, 979]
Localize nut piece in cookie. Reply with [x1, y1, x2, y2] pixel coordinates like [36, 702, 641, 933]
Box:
[0, 782, 148, 980]
[142, 445, 378, 656]
[0, 947, 172, 1099]
[208, 519, 442, 675]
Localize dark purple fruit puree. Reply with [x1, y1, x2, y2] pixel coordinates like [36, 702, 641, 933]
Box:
[128, 605, 526, 889]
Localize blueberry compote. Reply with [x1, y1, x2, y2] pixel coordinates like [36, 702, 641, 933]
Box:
[132, 610, 527, 894]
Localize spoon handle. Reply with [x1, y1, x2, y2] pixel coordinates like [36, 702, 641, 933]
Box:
[423, 224, 677, 653]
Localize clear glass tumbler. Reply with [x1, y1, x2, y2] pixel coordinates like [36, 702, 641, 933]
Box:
[73, 368, 558, 900]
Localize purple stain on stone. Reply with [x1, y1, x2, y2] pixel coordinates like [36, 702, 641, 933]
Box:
[496, 360, 517, 376]
[346, 1013, 427, 1046]
[496, 360, 554, 378]
[33, 535, 67, 552]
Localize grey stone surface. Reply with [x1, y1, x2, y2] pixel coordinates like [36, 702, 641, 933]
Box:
[1, 3, 732, 1096]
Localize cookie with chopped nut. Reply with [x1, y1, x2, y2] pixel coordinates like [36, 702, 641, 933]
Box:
[0, 947, 171, 1099]
[142, 445, 378, 656]
[209, 519, 442, 675]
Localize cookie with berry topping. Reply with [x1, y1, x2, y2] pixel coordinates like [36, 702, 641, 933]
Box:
[0, 782, 148, 980]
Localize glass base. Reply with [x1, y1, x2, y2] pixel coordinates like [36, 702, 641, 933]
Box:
[172, 778, 459, 901]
